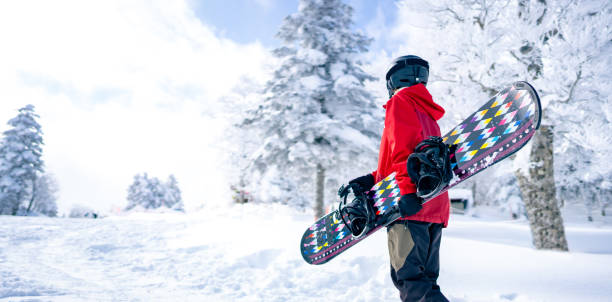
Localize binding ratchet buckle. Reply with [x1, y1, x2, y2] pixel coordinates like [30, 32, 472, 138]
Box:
[336, 183, 376, 238]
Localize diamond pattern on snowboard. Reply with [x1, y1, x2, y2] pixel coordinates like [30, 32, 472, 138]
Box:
[371, 173, 401, 216]
[442, 85, 536, 169]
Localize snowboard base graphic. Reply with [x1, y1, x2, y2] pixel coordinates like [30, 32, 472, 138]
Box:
[301, 81, 542, 265]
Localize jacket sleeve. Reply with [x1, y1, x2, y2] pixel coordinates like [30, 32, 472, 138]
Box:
[386, 94, 424, 195]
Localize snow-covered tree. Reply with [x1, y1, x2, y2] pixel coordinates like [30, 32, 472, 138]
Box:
[222, 77, 269, 205]
[127, 173, 159, 210]
[164, 174, 183, 211]
[397, 0, 610, 249]
[542, 1, 612, 218]
[239, 0, 382, 216]
[0, 105, 45, 215]
[126, 173, 183, 212]
[126, 173, 147, 210]
[497, 0, 608, 248]
[26, 173, 59, 217]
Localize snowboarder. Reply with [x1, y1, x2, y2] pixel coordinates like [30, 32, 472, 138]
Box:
[347, 55, 450, 301]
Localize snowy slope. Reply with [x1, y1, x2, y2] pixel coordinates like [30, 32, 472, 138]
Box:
[1, 204, 612, 302]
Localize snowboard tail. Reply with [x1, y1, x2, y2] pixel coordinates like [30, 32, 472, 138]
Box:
[301, 173, 402, 264]
[301, 81, 542, 265]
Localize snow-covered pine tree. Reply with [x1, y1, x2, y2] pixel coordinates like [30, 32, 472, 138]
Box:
[164, 174, 184, 212]
[126, 173, 148, 211]
[240, 0, 381, 217]
[146, 176, 164, 209]
[26, 173, 59, 217]
[0, 105, 45, 215]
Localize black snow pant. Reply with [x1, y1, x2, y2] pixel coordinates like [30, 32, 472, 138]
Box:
[387, 220, 448, 302]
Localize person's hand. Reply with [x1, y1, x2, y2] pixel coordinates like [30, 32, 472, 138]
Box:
[398, 193, 423, 217]
[348, 174, 375, 194]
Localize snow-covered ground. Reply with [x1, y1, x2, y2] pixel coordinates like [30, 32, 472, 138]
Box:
[1, 204, 612, 302]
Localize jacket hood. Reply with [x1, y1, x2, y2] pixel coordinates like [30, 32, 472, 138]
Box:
[384, 83, 445, 121]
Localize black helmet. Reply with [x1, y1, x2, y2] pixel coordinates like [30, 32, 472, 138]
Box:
[385, 55, 429, 98]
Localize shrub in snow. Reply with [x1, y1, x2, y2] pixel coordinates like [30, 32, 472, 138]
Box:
[126, 173, 184, 212]
[69, 205, 99, 219]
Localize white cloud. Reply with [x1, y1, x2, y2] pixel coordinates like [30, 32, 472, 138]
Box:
[0, 0, 272, 213]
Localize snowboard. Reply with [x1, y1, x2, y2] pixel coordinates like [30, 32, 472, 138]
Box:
[300, 81, 542, 265]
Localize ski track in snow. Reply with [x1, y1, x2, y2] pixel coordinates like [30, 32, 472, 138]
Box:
[1, 204, 612, 302]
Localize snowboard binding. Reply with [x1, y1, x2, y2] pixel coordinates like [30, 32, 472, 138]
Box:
[407, 136, 454, 200]
[336, 183, 376, 238]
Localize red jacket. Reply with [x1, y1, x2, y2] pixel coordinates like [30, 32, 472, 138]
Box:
[371, 84, 450, 227]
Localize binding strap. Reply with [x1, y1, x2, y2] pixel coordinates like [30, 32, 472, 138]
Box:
[407, 136, 453, 200]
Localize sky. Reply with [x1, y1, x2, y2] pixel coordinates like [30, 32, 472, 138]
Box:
[0, 0, 419, 214]
[191, 0, 399, 48]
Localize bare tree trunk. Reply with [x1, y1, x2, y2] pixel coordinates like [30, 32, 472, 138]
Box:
[314, 163, 325, 219]
[471, 181, 477, 206]
[516, 125, 568, 251]
[26, 177, 37, 213]
[10, 194, 20, 215]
